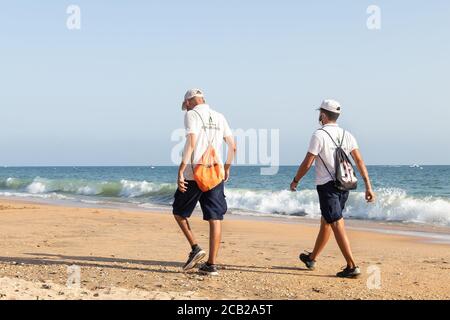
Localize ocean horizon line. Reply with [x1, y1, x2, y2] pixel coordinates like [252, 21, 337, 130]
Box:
[1, 164, 449, 168]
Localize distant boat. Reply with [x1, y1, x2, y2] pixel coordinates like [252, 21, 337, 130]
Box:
[410, 164, 421, 168]
[151, 166, 156, 169]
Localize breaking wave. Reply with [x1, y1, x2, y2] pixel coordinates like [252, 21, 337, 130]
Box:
[1, 177, 175, 198]
[224, 188, 450, 226]
[1, 177, 450, 226]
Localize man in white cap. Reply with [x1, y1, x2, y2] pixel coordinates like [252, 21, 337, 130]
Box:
[290, 99, 375, 278]
[173, 88, 236, 276]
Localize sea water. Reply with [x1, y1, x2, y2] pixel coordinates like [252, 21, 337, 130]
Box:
[1, 166, 449, 227]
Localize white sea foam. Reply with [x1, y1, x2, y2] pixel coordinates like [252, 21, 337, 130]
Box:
[0, 191, 71, 201]
[226, 187, 450, 226]
[2, 176, 450, 227]
[77, 186, 99, 196]
[346, 188, 450, 226]
[119, 180, 158, 197]
[26, 181, 47, 194]
[5, 177, 174, 198]
[226, 189, 320, 216]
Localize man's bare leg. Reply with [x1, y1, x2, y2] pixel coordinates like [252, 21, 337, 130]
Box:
[174, 215, 207, 271]
[310, 217, 332, 261]
[330, 218, 356, 268]
[174, 215, 197, 248]
[207, 220, 222, 265]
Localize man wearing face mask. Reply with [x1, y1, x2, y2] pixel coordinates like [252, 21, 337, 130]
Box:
[290, 99, 375, 278]
[173, 89, 236, 276]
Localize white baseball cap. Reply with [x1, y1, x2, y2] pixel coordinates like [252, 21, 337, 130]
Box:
[317, 99, 342, 114]
[184, 88, 204, 101]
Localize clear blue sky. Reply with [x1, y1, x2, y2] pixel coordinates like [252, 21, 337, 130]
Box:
[1, 1, 449, 166]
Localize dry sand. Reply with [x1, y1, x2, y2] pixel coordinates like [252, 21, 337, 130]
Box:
[0, 199, 449, 300]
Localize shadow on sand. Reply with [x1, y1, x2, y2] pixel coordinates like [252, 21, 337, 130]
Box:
[0, 253, 336, 278]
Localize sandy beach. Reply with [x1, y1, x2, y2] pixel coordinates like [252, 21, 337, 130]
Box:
[0, 198, 449, 300]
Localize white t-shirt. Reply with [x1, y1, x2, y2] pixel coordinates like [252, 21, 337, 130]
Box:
[183, 104, 233, 181]
[308, 123, 359, 186]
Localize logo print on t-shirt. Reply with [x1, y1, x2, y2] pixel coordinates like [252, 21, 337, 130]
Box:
[204, 116, 219, 131]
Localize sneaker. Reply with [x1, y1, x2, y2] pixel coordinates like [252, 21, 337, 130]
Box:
[299, 252, 316, 270]
[182, 247, 206, 271]
[336, 266, 361, 279]
[198, 263, 219, 276]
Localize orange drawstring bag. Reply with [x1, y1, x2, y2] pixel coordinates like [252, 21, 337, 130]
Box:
[190, 110, 224, 192]
[193, 145, 224, 192]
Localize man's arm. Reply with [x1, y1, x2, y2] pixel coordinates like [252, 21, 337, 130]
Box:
[224, 136, 237, 182]
[290, 152, 316, 191]
[178, 133, 196, 193]
[351, 149, 376, 203]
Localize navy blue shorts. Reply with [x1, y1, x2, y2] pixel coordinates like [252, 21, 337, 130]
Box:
[317, 181, 349, 224]
[172, 181, 227, 221]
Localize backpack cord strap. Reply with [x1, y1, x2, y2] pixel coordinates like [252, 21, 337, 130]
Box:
[317, 154, 336, 181]
[318, 128, 339, 148]
[316, 128, 345, 182]
[191, 109, 215, 145]
[188, 109, 215, 172]
[340, 130, 346, 147]
[319, 128, 346, 148]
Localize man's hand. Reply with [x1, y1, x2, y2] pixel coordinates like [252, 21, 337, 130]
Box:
[178, 174, 188, 193]
[290, 153, 315, 192]
[351, 149, 375, 203]
[224, 167, 231, 183]
[366, 188, 376, 203]
[223, 136, 236, 183]
[290, 180, 299, 192]
[177, 134, 195, 193]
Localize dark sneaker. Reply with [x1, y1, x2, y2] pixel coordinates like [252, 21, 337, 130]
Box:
[183, 247, 206, 271]
[198, 263, 219, 276]
[299, 252, 316, 270]
[336, 266, 361, 279]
